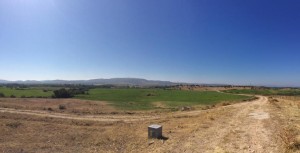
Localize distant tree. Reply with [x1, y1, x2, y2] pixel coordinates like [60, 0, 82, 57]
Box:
[52, 88, 73, 98]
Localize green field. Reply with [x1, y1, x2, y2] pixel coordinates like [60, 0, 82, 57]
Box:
[224, 88, 300, 96]
[76, 89, 252, 110]
[0, 87, 254, 110]
[0, 87, 53, 98]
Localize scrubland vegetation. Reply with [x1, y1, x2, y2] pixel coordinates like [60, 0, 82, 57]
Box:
[224, 88, 300, 96]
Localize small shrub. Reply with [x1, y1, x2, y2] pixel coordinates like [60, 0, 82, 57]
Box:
[47, 107, 53, 111]
[58, 104, 66, 110]
[180, 106, 192, 111]
[222, 102, 230, 106]
[293, 135, 300, 150]
[146, 93, 155, 96]
[0, 93, 5, 97]
[85, 122, 92, 126]
[6, 122, 22, 128]
[10, 95, 16, 98]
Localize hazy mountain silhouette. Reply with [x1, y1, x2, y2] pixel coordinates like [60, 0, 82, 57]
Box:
[0, 78, 177, 86]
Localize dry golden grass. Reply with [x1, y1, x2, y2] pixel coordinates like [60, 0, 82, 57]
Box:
[0, 98, 117, 115]
[1, 96, 295, 152]
[268, 96, 300, 153]
[0, 98, 240, 152]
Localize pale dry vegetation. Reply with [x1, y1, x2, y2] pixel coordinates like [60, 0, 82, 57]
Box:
[0, 98, 117, 115]
[0, 97, 258, 152]
[1, 96, 299, 152]
[268, 96, 300, 152]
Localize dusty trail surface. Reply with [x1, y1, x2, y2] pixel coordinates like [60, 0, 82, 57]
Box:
[148, 96, 283, 153]
[0, 107, 158, 122]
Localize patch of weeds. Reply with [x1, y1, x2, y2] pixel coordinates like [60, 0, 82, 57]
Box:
[201, 105, 212, 110]
[85, 122, 93, 126]
[222, 102, 231, 106]
[0, 93, 5, 97]
[288, 134, 300, 151]
[6, 121, 22, 128]
[180, 106, 192, 111]
[279, 126, 300, 151]
[269, 98, 281, 109]
[146, 93, 155, 96]
[125, 112, 135, 115]
[58, 104, 66, 110]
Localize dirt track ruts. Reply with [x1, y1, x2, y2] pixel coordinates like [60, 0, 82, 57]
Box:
[0, 107, 159, 122]
[155, 96, 283, 153]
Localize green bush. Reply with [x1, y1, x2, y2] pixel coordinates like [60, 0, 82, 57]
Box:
[52, 88, 89, 98]
[52, 88, 73, 98]
[0, 93, 5, 97]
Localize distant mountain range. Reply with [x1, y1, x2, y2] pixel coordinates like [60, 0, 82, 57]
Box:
[0, 78, 178, 86]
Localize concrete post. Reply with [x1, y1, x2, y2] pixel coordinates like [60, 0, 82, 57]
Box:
[148, 124, 162, 139]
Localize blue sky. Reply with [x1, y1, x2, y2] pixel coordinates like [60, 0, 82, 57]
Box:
[0, 0, 299, 86]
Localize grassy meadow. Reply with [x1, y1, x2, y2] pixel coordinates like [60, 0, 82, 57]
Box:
[0, 87, 53, 98]
[0, 86, 254, 110]
[224, 88, 300, 96]
[76, 88, 252, 110]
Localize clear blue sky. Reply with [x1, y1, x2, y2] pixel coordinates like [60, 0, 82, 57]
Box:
[0, 0, 299, 86]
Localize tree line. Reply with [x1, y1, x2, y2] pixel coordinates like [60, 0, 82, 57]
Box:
[52, 88, 89, 98]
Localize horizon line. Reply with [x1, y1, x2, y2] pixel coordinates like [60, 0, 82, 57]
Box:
[0, 78, 299, 88]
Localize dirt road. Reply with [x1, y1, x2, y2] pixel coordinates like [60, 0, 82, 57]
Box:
[0, 107, 159, 122]
[150, 96, 283, 153]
